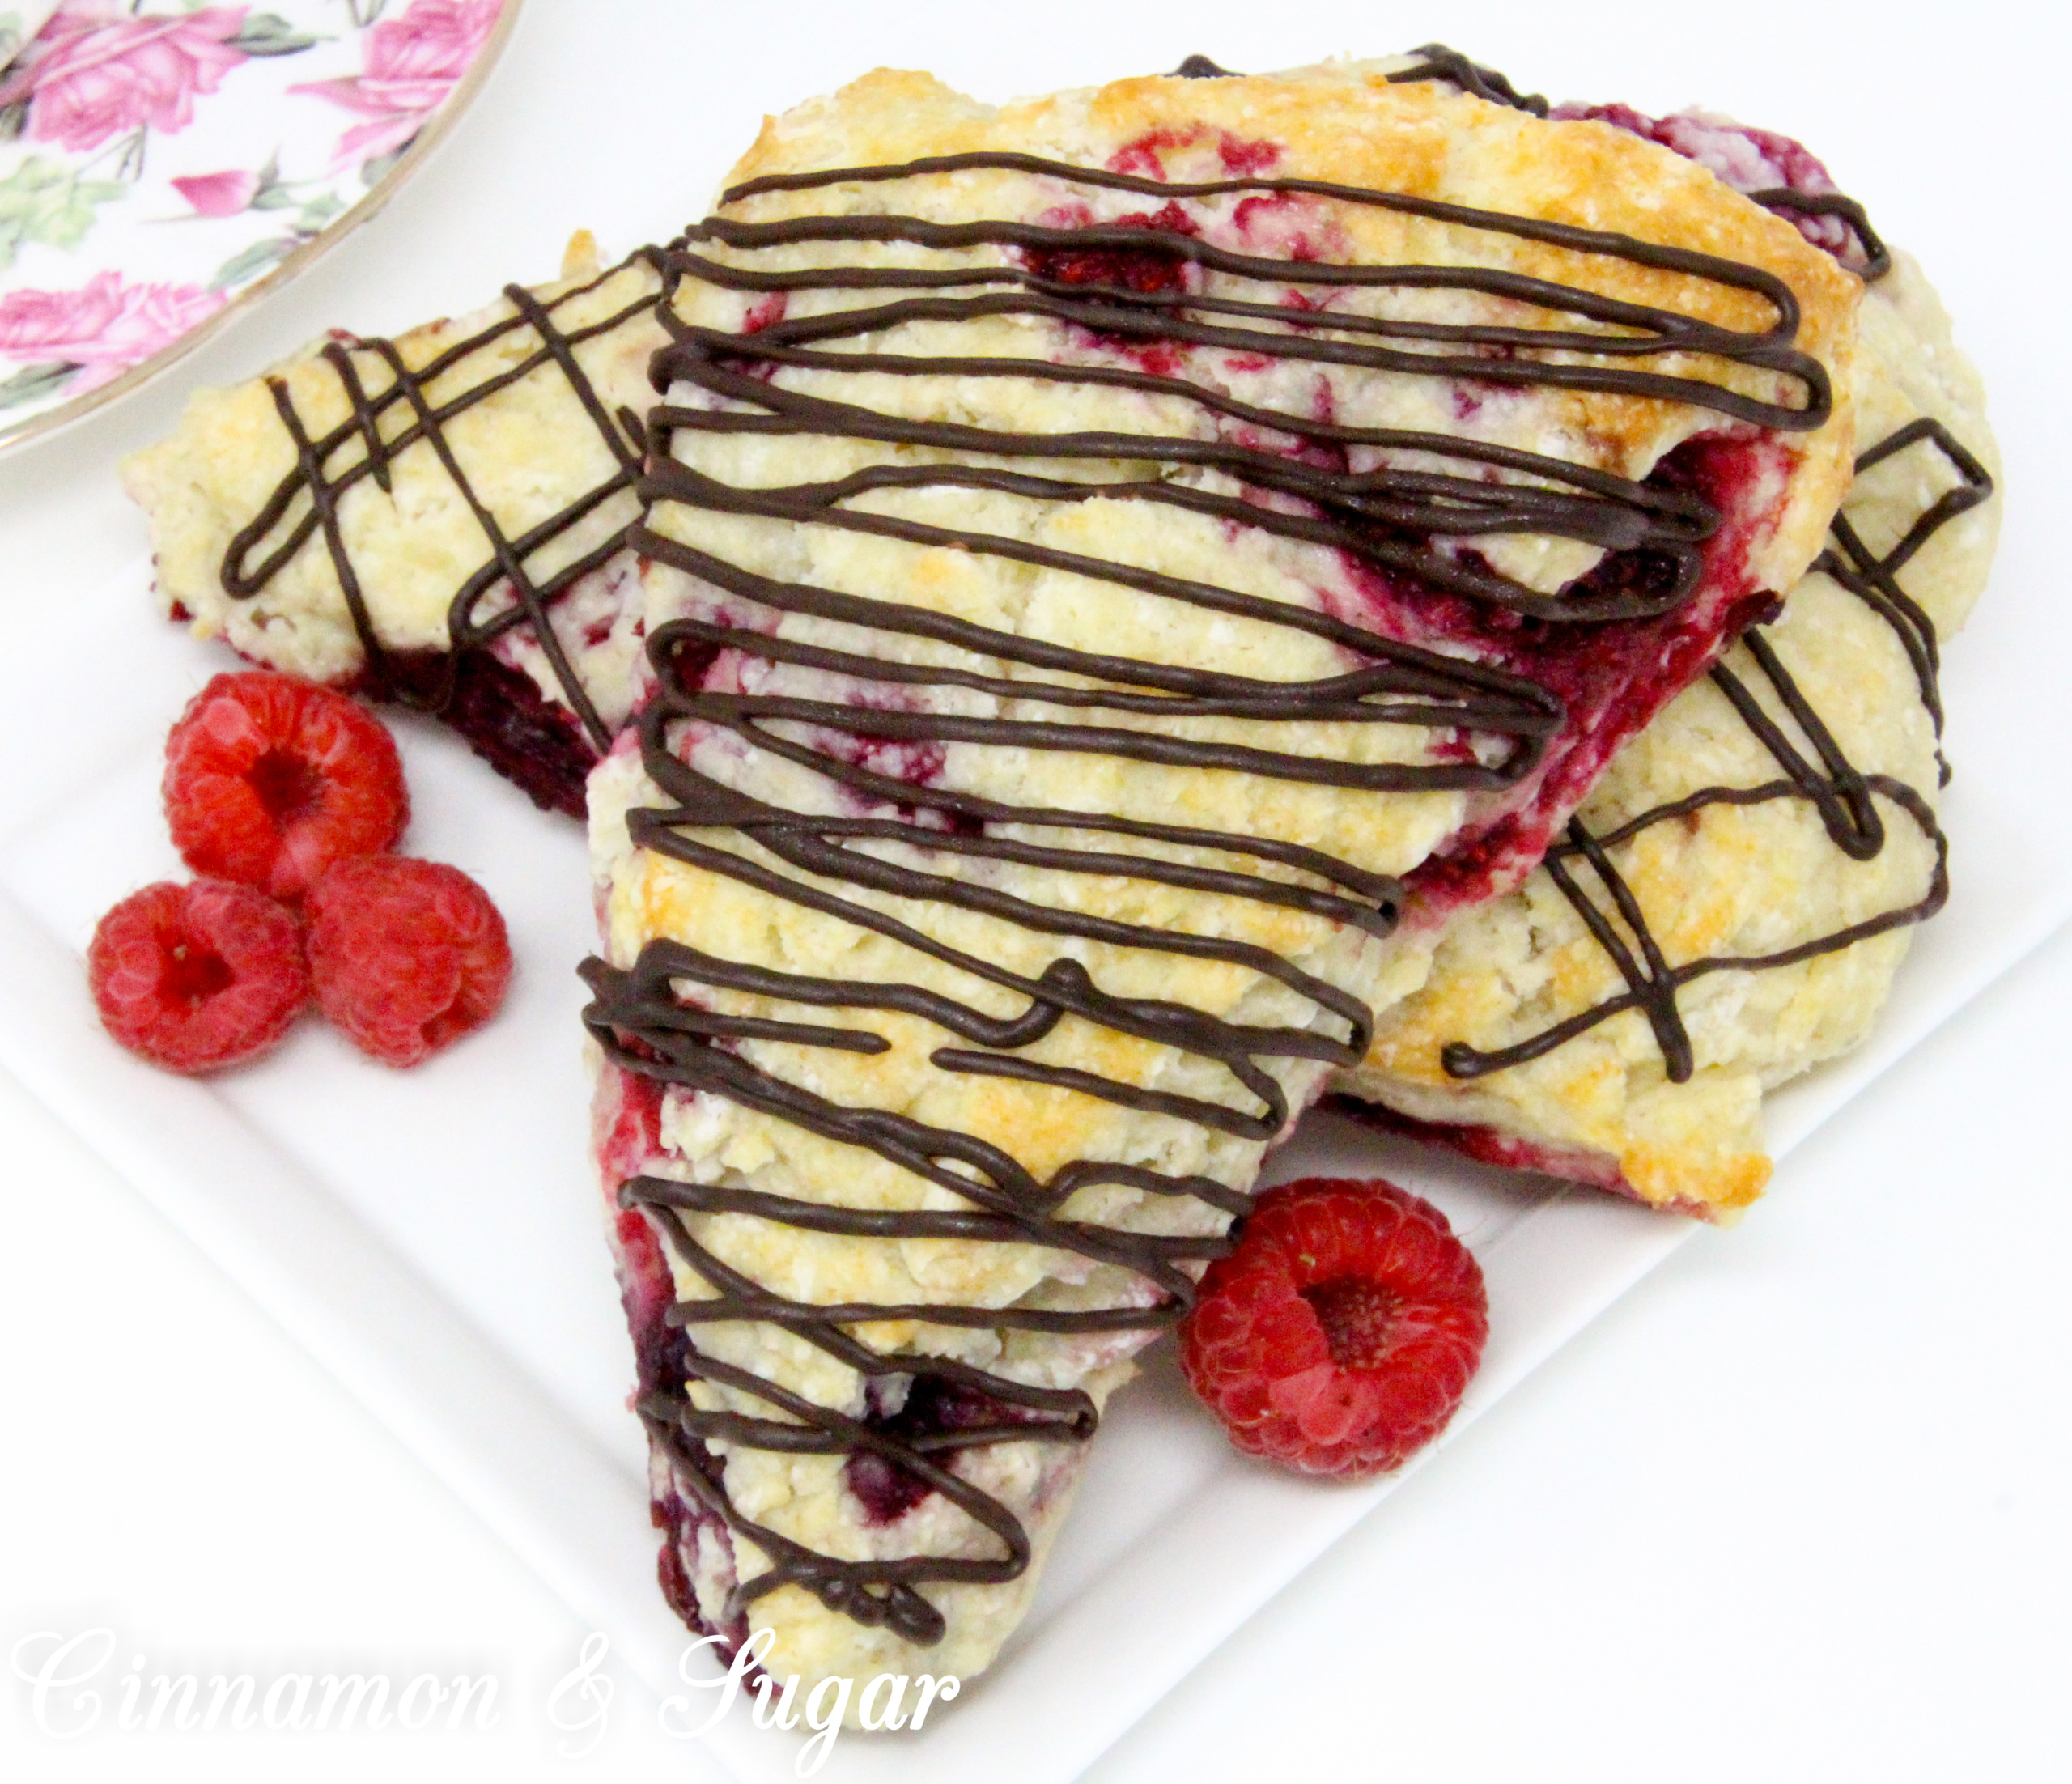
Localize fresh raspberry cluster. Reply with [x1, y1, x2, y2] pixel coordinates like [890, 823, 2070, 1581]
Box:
[1180, 1176, 1488, 1478]
[87, 672, 511, 1075]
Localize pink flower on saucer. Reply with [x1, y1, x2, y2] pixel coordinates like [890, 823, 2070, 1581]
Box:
[291, 0, 501, 171]
[0, 270, 225, 389]
[171, 168, 261, 217]
[0, 5, 251, 155]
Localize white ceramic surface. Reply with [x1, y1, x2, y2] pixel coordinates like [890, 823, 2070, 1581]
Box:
[0, 552, 2062, 1783]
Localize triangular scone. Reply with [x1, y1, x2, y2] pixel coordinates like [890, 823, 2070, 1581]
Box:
[1335, 245, 1998, 1217]
[582, 62, 1858, 1710]
[121, 235, 668, 815]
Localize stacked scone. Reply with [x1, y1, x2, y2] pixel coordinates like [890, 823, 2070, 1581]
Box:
[1333, 92, 2001, 1215]
[579, 62, 1856, 1697]
[122, 53, 1996, 1714]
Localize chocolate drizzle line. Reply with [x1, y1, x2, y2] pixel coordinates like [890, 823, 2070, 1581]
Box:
[1173, 44, 1548, 113]
[223, 252, 664, 760]
[1386, 42, 1550, 117]
[1201, 39, 1892, 291]
[1383, 49, 1891, 286]
[709, 151, 1829, 425]
[656, 151, 1832, 627]
[1749, 189, 1892, 284]
[1440, 417, 1991, 1083]
[585, 145, 1836, 1642]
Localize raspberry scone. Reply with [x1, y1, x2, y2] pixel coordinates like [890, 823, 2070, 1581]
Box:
[122, 235, 669, 818]
[581, 62, 1858, 1708]
[1331, 79, 2000, 1217]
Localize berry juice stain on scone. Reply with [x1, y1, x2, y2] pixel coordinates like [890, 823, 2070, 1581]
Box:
[583, 62, 1859, 1710]
[1552, 101, 1890, 279]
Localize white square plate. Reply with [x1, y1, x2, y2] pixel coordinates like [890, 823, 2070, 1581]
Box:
[0, 546, 2061, 1782]
[1, 10, 2065, 1773]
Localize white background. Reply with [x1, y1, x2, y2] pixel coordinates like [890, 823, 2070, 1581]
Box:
[4, 1, 2070, 1778]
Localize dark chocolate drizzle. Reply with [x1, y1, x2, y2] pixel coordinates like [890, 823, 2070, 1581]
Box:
[1386, 43, 1550, 117]
[1176, 48, 1539, 104]
[219, 252, 664, 792]
[655, 151, 1831, 629]
[201, 53, 1886, 830]
[202, 57, 1882, 826]
[1750, 188, 1892, 284]
[1549, 106, 1894, 287]
[586, 144, 1837, 1642]
[1440, 417, 1992, 1084]
[1392, 53, 1892, 286]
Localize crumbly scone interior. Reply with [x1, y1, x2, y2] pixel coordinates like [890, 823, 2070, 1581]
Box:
[588, 62, 1861, 1709]
[1338, 248, 1999, 1216]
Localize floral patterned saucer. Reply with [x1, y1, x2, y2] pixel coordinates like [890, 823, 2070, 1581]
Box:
[0, 0, 521, 453]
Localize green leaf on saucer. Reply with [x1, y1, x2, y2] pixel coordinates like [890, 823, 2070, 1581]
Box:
[0, 155, 127, 273]
[231, 13, 323, 56]
[0, 360, 81, 412]
[295, 191, 346, 231]
[210, 235, 298, 291]
[357, 138, 418, 191]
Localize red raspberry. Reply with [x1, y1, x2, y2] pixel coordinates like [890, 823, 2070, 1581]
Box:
[163, 671, 409, 902]
[87, 880, 309, 1075]
[1180, 1176, 1488, 1478]
[305, 856, 512, 1067]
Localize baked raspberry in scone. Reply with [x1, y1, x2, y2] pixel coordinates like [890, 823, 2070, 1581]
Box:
[581, 60, 1859, 1710]
[121, 234, 669, 818]
[1330, 67, 2000, 1217]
